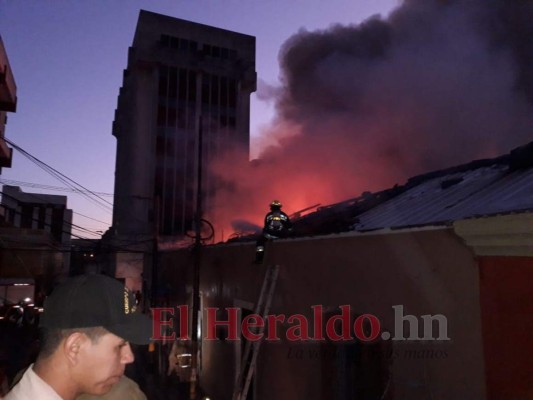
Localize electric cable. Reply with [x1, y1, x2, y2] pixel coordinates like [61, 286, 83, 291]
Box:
[1, 139, 149, 230]
[0, 190, 102, 238]
[0, 179, 110, 235]
[1, 197, 156, 252]
[3, 137, 113, 213]
[0, 183, 111, 228]
[0, 178, 113, 197]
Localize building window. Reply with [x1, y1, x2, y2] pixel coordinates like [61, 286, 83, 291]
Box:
[210, 74, 219, 106]
[157, 105, 167, 127]
[160, 34, 170, 47]
[188, 70, 196, 102]
[201, 73, 210, 105]
[229, 79, 237, 108]
[51, 208, 64, 242]
[169, 67, 178, 99]
[160, 34, 198, 55]
[38, 206, 46, 229]
[159, 66, 168, 97]
[201, 43, 237, 61]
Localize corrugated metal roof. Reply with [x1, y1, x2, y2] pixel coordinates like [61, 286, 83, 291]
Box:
[353, 163, 533, 231]
[231, 141, 533, 241]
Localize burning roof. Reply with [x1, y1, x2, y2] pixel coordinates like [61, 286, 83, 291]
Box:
[289, 140, 533, 236]
[213, 0, 533, 242]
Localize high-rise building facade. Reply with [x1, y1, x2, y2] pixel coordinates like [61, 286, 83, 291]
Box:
[0, 35, 17, 174]
[112, 10, 256, 242]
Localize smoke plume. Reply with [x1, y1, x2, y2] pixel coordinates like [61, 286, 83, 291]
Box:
[209, 0, 533, 240]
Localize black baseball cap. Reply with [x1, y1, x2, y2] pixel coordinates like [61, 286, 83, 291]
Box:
[40, 274, 152, 345]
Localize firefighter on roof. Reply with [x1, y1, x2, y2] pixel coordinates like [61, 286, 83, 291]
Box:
[255, 200, 292, 263]
[264, 200, 292, 238]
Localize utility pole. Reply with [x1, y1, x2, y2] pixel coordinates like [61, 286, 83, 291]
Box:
[190, 116, 203, 400]
[151, 195, 160, 309]
[150, 195, 165, 376]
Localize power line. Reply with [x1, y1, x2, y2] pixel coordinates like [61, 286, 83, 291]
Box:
[1, 140, 147, 229]
[0, 190, 103, 238]
[1, 192, 98, 240]
[0, 178, 113, 197]
[3, 137, 113, 213]
[0, 184, 111, 226]
[70, 212, 110, 226]
[70, 226, 102, 237]
[0, 196, 155, 251]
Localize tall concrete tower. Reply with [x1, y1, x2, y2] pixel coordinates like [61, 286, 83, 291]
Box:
[109, 11, 256, 289]
[113, 10, 256, 238]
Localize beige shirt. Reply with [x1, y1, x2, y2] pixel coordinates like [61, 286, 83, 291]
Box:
[76, 376, 146, 400]
[4, 367, 146, 400]
[4, 364, 62, 400]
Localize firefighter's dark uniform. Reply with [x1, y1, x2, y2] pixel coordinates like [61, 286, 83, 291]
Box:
[255, 201, 292, 263]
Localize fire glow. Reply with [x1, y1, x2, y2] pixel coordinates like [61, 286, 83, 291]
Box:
[206, 0, 533, 240]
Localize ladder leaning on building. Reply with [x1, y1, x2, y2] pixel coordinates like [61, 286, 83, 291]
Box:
[232, 264, 280, 400]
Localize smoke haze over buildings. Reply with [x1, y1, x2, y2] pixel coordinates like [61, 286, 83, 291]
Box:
[210, 0, 533, 237]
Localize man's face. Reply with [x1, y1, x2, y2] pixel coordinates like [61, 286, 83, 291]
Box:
[74, 332, 134, 395]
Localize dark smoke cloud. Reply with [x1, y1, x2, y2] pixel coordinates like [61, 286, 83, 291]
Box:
[210, 0, 533, 238]
[256, 78, 282, 102]
[276, 0, 533, 169]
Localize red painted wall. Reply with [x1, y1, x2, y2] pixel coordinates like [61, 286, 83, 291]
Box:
[478, 256, 533, 400]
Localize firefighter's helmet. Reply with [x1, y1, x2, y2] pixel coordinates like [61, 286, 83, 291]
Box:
[270, 200, 282, 209]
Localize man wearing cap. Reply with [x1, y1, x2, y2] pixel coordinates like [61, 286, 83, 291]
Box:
[5, 274, 152, 400]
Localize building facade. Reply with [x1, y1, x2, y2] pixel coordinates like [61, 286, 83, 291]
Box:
[153, 142, 533, 399]
[0, 35, 17, 174]
[158, 229, 487, 400]
[0, 185, 73, 300]
[112, 10, 256, 240]
[1, 185, 72, 244]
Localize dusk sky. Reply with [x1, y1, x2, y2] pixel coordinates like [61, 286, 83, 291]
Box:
[0, 0, 399, 238]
